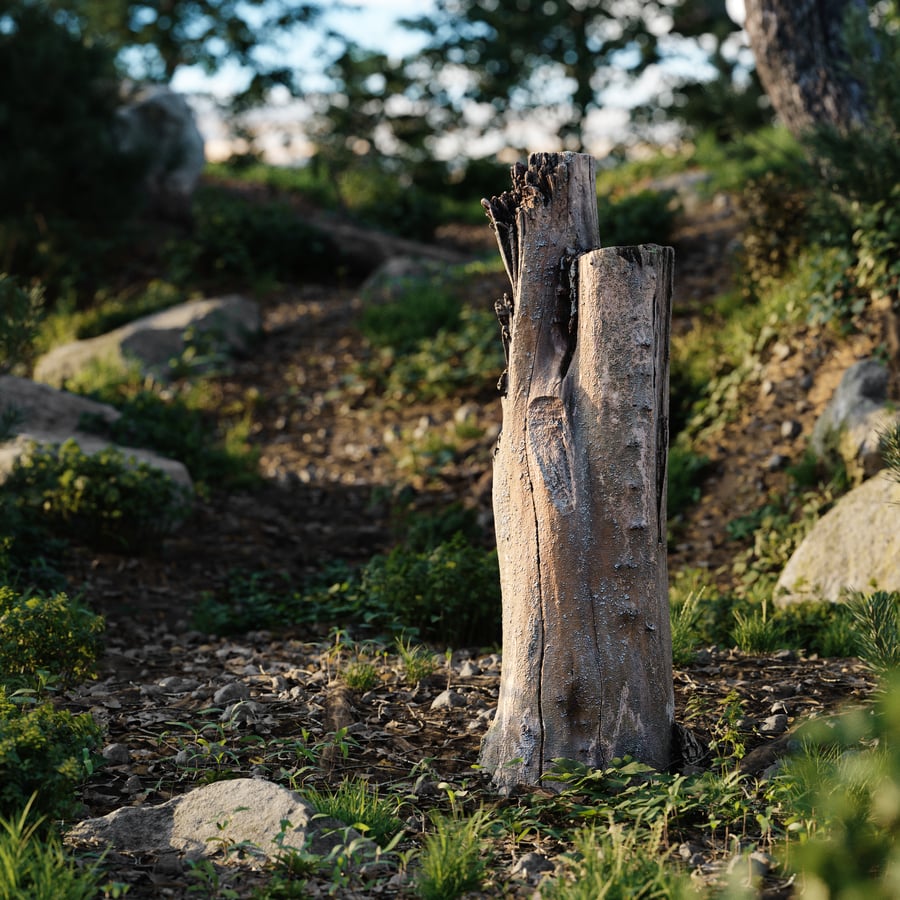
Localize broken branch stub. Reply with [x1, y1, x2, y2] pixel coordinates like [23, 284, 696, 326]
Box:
[480, 152, 675, 792]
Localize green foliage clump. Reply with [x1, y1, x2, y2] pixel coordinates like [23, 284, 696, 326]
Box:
[770, 674, 900, 899]
[666, 440, 709, 527]
[542, 820, 692, 900]
[360, 305, 505, 404]
[302, 777, 402, 848]
[597, 189, 679, 247]
[416, 808, 490, 900]
[729, 483, 840, 602]
[0, 798, 102, 898]
[336, 164, 446, 239]
[847, 590, 900, 676]
[3, 439, 191, 552]
[0, 587, 103, 688]
[360, 284, 462, 355]
[737, 171, 811, 291]
[81, 386, 260, 491]
[320, 534, 500, 646]
[165, 188, 349, 288]
[882, 421, 900, 482]
[0, 689, 102, 821]
[0, 3, 146, 296]
[192, 570, 299, 636]
[0, 275, 43, 375]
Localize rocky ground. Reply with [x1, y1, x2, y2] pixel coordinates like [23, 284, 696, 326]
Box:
[57, 185, 890, 896]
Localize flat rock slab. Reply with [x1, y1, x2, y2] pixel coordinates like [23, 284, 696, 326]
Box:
[34, 295, 261, 387]
[776, 472, 900, 604]
[0, 375, 192, 490]
[66, 778, 359, 862]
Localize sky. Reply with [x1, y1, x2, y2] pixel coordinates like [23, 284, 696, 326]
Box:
[175, 0, 749, 164]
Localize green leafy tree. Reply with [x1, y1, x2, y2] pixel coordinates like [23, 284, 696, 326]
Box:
[0, 2, 144, 222]
[401, 0, 765, 152]
[44, 0, 324, 106]
[636, 0, 769, 141]
[403, 0, 656, 153]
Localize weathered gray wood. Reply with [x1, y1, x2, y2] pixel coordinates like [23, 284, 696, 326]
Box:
[480, 152, 674, 791]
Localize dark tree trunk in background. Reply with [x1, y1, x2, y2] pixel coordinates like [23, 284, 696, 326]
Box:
[479, 153, 674, 793]
[743, 0, 871, 137]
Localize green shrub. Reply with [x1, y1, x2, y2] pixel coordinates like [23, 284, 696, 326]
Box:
[542, 821, 692, 900]
[0, 797, 102, 898]
[771, 674, 900, 898]
[0, 587, 103, 688]
[0, 3, 146, 296]
[0, 275, 43, 375]
[597, 189, 679, 247]
[667, 440, 709, 526]
[165, 188, 348, 288]
[336, 164, 444, 239]
[311, 534, 501, 646]
[737, 171, 811, 291]
[0, 689, 102, 820]
[192, 569, 298, 636]
[80, 387, 260, 491]
[3, 439, 191, 552]
[361, 305, 504, 403]
[360, 284, 461, 355]
[883, 421, 900, 482]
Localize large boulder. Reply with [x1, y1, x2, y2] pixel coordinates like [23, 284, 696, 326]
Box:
[116, 85, 205, 221]
[810, 359, 900, 482]
[33, 296, 260, 388]
[775, 472, 900, 605]
[66, 778, 364, 863]
[0, 375, 191, 490]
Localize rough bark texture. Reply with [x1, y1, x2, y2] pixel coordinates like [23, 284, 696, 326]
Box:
[743, 0, 871, 137]
[479, 152, 674, 792]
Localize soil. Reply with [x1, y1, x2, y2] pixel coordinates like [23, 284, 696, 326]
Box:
[56, 184, 894, 897]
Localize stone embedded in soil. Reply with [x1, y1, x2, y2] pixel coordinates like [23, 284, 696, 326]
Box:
[431, 689, 466, 710]
[760, 714, 789, 735]
[101, 743, 132, 765]
[780, 419, 802, 440]
[213, 681, 250, 704]
[66, 778, 365, 863]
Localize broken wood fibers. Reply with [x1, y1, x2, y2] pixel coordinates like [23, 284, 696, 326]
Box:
[479, 152, 675, 791]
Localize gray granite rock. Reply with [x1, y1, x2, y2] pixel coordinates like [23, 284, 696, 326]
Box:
[34, 296, 260, 387]
[776, 472, 900, 604]
[66, 778, 363, 862]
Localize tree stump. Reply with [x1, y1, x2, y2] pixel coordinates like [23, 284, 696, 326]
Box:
[479, 152, 675, 791]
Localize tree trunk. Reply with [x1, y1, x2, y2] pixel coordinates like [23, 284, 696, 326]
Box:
[479, 152, 674, 792]
[743, 0, 871, 137]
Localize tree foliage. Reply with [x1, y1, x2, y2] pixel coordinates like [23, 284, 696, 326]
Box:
[400, 0, 766, 154]
[43, 0, 323, 106]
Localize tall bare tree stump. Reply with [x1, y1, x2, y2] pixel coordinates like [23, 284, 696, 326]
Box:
[479, 152, 674, 791]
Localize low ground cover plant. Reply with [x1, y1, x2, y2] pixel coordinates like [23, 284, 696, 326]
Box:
[2, 439, 191, 553]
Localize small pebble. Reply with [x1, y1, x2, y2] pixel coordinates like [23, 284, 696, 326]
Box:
[760, 714, 789, 735]
[431, 690, 466, 710]
[764, 453, 789, 471]
[508, 852, 554, 883]
[124, 774, 143, 794]
[780, 420, 801, 440]
[459, 660, 482, 677]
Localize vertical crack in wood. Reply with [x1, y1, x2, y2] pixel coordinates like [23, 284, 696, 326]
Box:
[653, 248, 673, 544]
